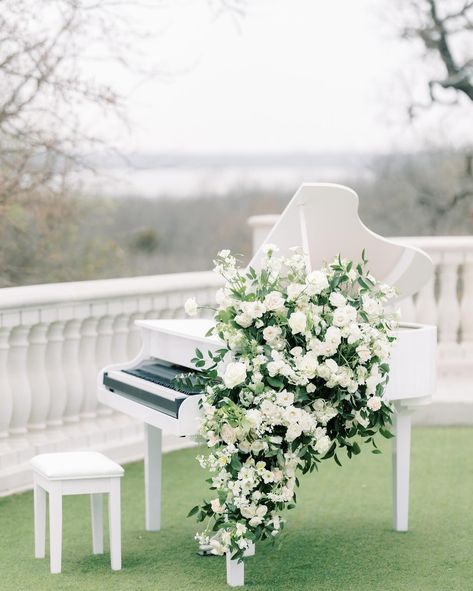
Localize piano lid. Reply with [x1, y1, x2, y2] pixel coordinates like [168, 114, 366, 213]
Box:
[248, 183, 433, 302]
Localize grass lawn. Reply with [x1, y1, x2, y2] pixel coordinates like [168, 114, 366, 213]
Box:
[0, 427, 472, 591]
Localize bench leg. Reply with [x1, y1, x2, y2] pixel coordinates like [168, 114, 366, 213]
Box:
[91, 493, 104, 554]
[34, 481, 46, 559]
[109, 479, 121, 571]
[49, 489, 62, 574]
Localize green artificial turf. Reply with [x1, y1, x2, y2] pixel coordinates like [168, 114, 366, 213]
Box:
[0, 427, 472, 591]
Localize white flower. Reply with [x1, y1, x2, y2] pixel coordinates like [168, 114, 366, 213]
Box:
[332, 305, 357, 327]
[235, 313, 253, 328]
[314, 435, 331, 455]
[306, 270, 329, 294]
[329, 292, 347, 307]
[241, 300, 266, 320]
[286, 423, 303, 442]
[211, 498, 225, 514]
[264, 291, 286, 312]
[218, 249, 231, 259]
[184, 297, 198, 316]
[276, 390, 294, 406]
[287, 283, 307, 301]
[306, 383, 316, 393]
[263, 325, 282, 343]
[221, 423, 237, 444]
[354, 410, 369, 428]
[288, 311, 307, 334]
[223, 362, 247, 389]
[216, 288, 232, 308]
[363, 296, 382, 318]
[367, 396, 382, 411]
[245, 409, 262, 429]
[356, 343, 371, 364]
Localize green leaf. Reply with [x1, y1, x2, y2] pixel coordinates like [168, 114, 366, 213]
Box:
[187, 506, 199, 518]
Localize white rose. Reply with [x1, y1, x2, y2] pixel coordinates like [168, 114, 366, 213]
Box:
[363, 296, 382, 318]
[288, 311, 307, 335]
[241, 300, 266, 320]
[329, 292, 347, 307]
[276, 390, 294, 406]
[264, 291, 286, 312]
[347, 323, 362, 344]
[356, 343, 371, 364]
[367, 396, 382, 411]
[306, 270, 329, 294]
[184, 297, 198, 316]
[223, 362, 247, 389]
[215, 288, 232, 308]
[263, 325, 282, 343]
[235, 313, 253, 328]
[314, 435, 331, 455]
[211, 498, 225, 514]
[286, 283, 306, 301]
[332, 305, 356, 327]
[286, 423, 303, 442]
[221, 423, 237, 444]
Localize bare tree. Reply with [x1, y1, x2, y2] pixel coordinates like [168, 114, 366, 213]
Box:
[397, 0, 473, 114]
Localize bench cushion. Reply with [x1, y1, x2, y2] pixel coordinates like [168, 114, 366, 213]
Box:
[31, 452, 124, 480]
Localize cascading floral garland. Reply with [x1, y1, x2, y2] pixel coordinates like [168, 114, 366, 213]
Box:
[182, 245, 398, 560]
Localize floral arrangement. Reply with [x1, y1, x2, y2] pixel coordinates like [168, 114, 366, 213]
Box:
[182, 245, 398, 560]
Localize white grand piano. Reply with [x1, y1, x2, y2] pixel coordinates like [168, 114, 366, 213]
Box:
[98, 183, 436, 586]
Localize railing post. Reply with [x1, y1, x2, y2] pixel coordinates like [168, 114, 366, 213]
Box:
[8, 325, 31, 434]
[437, 253, 461, 343]
[460, 252, 473, 343]
[0, 326, 12, 438]
[27, 323, 50, 430]
[46, 321, 67, 427]
[63, 319, 84, 423]
[80, 314, 99, 419]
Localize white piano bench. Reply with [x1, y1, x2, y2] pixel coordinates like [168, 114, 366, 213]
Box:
[30, 451, 124, 574]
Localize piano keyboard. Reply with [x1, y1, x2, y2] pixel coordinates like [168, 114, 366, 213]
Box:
[103, 359, 201, 419]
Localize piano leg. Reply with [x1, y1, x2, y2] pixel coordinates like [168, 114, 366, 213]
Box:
[392, 404, 411, 532]
[226, 553, 245, 587]
[144, 423, 162, 531]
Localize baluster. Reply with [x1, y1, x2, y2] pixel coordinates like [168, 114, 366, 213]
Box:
[127, 309, 145, 359]
[46, 321, 67, 426]
[28, 323, 50, 430]
[62, 319, 84, 423]
[437, 254, 461, 343]
[0, 326, 13, 438]
[80, 315, 99, 419]
[112, 314, 130, 363]
[415, 274, 437, 326]
[8, 325, 31, 434]
[96, 314, 115, 416]
[460, 252, 473, 343]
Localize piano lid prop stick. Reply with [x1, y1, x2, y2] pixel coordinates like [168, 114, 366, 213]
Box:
[297, 202, 312, 273]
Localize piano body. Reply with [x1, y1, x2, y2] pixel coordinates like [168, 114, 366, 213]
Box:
[98, 183, 436, 586]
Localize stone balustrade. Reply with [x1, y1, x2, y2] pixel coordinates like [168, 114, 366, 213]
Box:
[0, 271, 221, 495]
[1, 218, 472, 496]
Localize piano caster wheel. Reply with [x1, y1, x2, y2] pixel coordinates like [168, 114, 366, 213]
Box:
[197, 543, 216, 557]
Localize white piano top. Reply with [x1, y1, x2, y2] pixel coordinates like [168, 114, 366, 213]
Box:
[136, 318, 220, 344]
[249, 183, 434, 302]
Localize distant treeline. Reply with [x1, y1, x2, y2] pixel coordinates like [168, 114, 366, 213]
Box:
[1, 150, 472, 286]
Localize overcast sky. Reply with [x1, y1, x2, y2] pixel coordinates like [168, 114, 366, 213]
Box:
[91, 0, 470, 154]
